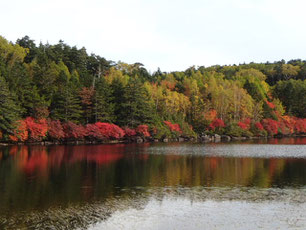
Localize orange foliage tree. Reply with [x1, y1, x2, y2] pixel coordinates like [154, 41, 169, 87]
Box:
[24, 117, 48, 141]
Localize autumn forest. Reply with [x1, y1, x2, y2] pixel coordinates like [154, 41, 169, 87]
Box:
[0, 35, 305, 143]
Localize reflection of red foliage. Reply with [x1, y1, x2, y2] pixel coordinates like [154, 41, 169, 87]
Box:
[48, 146, 65, 168]
[209, 119, 225, 130]
[164, 121, 182, 134]
[209, 157, 219, 170]
[48, 120, 65, 140]
[138, 154, 149, 161]
[67, 145, 124, 165]
[9, 146, 18, 155]
[136, 125, 151, 137]
[8, 145, 128, 176]
[23, 147, 48, 175]
[86, 152, 123, 164]
[295, 138, 306, 145]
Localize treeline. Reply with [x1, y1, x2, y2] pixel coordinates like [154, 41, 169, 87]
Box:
[0, 35, 305, 142]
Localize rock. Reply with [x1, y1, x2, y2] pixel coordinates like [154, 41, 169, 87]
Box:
[44, 141, 54, 145]
[136, 137, 143, 143]
[109, 140, 120, 143]
[214, 138, 221, 143]
[221, 135, 231, 141]
[200, 135, 211, 142]
[178, 137, 185, 142]
[163, 138, 168, 143]
[214, 134, 221, 140]
[231, 136, 247, 141]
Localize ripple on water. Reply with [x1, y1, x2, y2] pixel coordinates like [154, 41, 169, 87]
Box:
[0, 187, 305, 230]
[146, 143, 306, 158]
[91, 199, 306, 230]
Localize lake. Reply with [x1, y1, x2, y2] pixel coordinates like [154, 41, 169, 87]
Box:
[0, 138, 305, 229]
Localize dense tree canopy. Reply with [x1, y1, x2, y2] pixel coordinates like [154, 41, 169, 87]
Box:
[0, 35, 305, 141]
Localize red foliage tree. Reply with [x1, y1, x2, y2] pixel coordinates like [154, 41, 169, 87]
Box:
[63, 121, 86, 140]
[261, 119, 279, 135]
[238, 118, 251, 130]
[278, 116, 294, 135]
[135, 125, 151, 137]
[294, 118, 306, 134]
[24, 117, 48, 141]
[164, 121, 182, 134]
[95, 122, 125, 139]
[123, 127, 137, 137]
[208, 118, 226, 130]
[255, 122, 264, 131]
[48, 120, 65, 140]
[238, 122, 248, 130]
[85, 124, 104, 140]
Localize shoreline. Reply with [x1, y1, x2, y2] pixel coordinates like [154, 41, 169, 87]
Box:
[0, 134, 305, 146]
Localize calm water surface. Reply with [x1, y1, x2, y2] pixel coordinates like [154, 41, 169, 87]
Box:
[0, 138, 305, 229]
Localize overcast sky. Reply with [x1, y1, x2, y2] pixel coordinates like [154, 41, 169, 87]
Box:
[1, 0, 306, 72]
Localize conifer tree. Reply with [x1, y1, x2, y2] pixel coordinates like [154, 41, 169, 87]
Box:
[0, 74, 20, 134]
[118, 76, 154, 127]
[50, 69, 82, 123]
[93, 77, 115, 123]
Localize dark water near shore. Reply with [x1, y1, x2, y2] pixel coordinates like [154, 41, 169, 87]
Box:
[0, 138, 305, 229]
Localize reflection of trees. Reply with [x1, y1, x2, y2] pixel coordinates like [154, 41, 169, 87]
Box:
[255, 137, 306, 145]
[0, 142, 305, 215]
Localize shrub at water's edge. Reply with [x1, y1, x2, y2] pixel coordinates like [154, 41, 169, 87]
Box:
[3, 116, 305, 143]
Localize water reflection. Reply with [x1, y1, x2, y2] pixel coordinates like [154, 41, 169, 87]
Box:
[0, 138, 305, 229]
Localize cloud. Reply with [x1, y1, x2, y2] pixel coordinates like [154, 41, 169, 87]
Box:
[1, 0, 306, 72]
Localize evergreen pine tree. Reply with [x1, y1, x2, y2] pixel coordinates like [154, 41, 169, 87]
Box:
[93, 77, 115, 123]
[118, 76, 154, 127]
[50, 71, 82, 123]
[0, 74, 20, 134]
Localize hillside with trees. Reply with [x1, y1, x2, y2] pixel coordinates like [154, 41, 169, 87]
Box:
[0, 35, 305, 143]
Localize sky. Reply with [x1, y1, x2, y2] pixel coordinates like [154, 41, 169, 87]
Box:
[1, 0, 306, 72]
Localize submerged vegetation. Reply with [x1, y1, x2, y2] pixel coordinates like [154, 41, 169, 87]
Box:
[0, 35, 305, 143]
